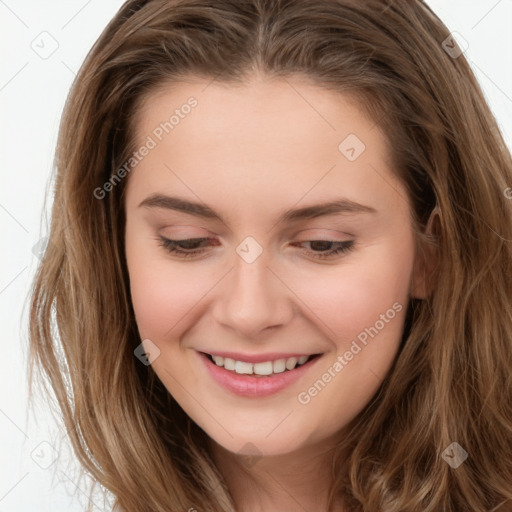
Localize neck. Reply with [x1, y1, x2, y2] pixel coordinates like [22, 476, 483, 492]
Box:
[208, 433, 346, 512]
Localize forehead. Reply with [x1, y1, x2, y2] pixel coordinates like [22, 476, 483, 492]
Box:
[132, 75, 385, 155]
[125, 76, 405, 222]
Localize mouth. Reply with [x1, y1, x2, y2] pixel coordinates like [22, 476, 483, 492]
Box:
[200, 351, 323, 378]
[197, 350, 325, 397]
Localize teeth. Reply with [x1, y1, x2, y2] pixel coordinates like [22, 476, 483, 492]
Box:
[212, 355, 225, 366]
[273, 359, 286, 373]
[223, 357, 235, 371]
[235, 360, 253, 374]
[285, 357, 298, 370]
[209, 354, 313, 375]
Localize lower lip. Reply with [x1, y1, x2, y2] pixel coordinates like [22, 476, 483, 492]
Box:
[197, 351, 323, 397]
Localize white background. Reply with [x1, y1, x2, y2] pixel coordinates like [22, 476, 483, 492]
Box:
[1, 1, 511, 510]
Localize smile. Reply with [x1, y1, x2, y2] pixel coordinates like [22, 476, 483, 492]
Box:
[197, 351, 324, 397]
[204, 353, 320, 376]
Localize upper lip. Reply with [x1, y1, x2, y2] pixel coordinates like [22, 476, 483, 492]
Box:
[199, 350, 320, 364]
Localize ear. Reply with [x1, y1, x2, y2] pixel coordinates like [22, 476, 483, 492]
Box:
[410, 207, 440, 299]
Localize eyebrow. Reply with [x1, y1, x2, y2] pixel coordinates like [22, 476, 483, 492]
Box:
[138, 194, 377, 224]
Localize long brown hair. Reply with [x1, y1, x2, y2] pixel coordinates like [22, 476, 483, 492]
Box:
[28, 0, 512, 510]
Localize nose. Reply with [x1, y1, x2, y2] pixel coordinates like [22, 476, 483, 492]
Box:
[212, 249, 295, 339]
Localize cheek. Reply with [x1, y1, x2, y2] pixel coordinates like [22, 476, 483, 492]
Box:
[125, 231, 210, 340]
[288, 239, 413, 345]
[289, 238, 414, 430]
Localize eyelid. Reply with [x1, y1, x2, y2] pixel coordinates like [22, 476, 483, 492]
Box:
[158, 228, 354, 246]
[294, 228, 354, 238]
[159, 226, 213, 238]
[157, 235, 355, 261]
[159, 224, 353, 238]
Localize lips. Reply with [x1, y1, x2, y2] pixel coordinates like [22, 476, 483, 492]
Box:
[197, 350, 323, 397]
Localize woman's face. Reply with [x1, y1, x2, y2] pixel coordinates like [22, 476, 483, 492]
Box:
[124, 75, 426, 458]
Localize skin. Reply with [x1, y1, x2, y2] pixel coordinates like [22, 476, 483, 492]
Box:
[124, 73, 433, 512]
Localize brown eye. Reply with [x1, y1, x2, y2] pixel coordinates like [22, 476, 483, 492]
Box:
[158, 237, 215, 258]
[291, 240, 355, 260]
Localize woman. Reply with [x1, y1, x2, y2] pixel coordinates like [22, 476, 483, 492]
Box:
[28, 0, 512, 510]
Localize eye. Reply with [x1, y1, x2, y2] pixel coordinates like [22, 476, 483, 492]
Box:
[290, 240, 355, 260]
[157, 236, 355, 260]
[157, 236, 216, 259]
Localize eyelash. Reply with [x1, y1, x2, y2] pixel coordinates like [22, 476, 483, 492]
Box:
[157, 236, 355, 260]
